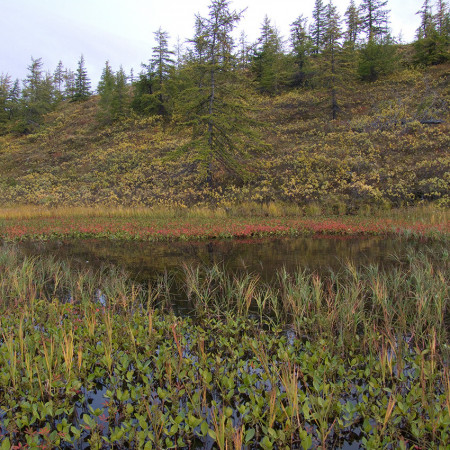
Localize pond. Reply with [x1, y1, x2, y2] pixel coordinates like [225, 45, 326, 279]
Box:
[0, 235, 448, 448]
[13, 235, 428, 283]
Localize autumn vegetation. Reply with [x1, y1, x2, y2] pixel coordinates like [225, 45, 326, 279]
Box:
[0, 0, 448, 215]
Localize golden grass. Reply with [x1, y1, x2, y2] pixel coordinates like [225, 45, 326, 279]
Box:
[0, 203, 447, 222]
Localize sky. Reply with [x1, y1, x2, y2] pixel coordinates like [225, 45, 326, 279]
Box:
[1, 0, 421, 87]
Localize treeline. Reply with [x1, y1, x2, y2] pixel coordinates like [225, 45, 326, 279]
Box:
[0, 56, 91, 134]
[0, 0, 449, 179]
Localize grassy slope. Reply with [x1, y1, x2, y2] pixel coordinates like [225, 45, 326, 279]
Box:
[0, 64, 448, 211]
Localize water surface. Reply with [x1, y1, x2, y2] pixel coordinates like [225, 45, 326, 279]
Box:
[16, 235, 423, 282]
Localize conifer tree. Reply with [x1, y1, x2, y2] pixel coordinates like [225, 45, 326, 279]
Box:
[174, 36, 185, 69]
[344, 0, 360, 45]
[322, 1, 342, 119]
[111, 66, 129, 119]
[151, 28, 175, 116]
[53, 61, 65, 101]
[72, 55, 91, 101]
[417, 0, 434, 38]
[0, 75, 22, 131]
[359, 0, 390, 41]
[97, 61, 116, 123]
[238, 31, 252, 69]
[290, 15, 313, 87]
[22, 57, 54, 126]
[435, 0, 450, 35]
[64, 69, 76, 99]
[7, 79, 21, 120]
[311, 0, 327, 53]
[358, 35, 396, 80]
[0, 74, 12, 126]
[252, 16, 286, 94]
[130, 63, 156, 115]
[176, 0, 262, 187]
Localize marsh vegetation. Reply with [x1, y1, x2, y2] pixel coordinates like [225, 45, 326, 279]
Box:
[0, 238, 448, 448]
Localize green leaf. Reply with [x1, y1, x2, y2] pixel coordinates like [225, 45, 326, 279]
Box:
[260, 436, 273, 450]
[302, 402, 310, 420]
[208, 428, 217, 440]
[245, 428, 255, 443]
[0, 438, 11, 450]
[188, 413, 202, 428]
[200, 421, 208, 436]
[301, 434, 312, 450]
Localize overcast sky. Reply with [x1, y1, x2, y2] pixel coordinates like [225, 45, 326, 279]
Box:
[1, 0, 421, 87]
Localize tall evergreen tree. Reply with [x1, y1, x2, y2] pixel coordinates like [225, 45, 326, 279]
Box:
[151, 28, 175, 116]
[72, 55, 91, 101]
[290, 15, 313, 87]
[22, 57, 54, 126]
[53, 60, 65, 101]
[152, 28, 175, 84]
[7, 79, 21, 120]
[174, 36, 185, 69]
[131, 63, 156, 115]
[0, 74, 12, 126]
[359, 0, 390, 41]
[111, 66, 130, 119]
[435, 0, 450, 35]
[311, 0, 327, 53]
[414, 0, 449, 64]
[97, 61, 116, 123]
[64, 69, 76, 99]
[417, 0, 434, 38]
[322, 1, 342, 119]
[176, 0, 262, 187]
[238, 31, 252, 69]
[344, 0, 360, 45]
[252, 16, 286, 94]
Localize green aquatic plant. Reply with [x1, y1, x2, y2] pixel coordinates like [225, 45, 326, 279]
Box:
[0, 242, 448, 447]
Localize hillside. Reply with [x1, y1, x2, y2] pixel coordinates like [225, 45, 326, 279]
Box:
[0, 64, 449, 213]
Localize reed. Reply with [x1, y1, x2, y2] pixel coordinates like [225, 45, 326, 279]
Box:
[61, 325, 74, 381]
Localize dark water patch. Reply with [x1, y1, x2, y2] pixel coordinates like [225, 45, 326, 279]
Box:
[13, 235, 431, 283]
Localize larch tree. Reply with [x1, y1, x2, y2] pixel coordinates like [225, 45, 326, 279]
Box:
[414, 0, 450, 65]
[97, 61, 116, 123]
[323, 1, 342, 120]
[111, 66, 130, 119]
[417, 0, 434, 38]
[64, 69, 76, 99]
[311, 0, 327, 53]
[7, 79, 21, 120]
[72, 55, 91, 102]
[359, 0, 390, 41]
[290, 15, 313, 87]
[175, 0, 262, 188]
[53, 61, 65, 101]
[238, 31, 252, 70]
[0, 75, 21, 130]
[0, 74, 12, 126]
[151, 27, 175, 116]
[344, 0, 360, 45]
[435, 0, 450, 35]
[252, 16, 286, 94]
[22, 57, 54, 126]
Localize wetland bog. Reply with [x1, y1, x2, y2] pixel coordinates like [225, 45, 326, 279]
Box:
[0, 230, 449, 448]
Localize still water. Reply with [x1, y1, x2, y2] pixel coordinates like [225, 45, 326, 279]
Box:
[16, 235, 422, 282]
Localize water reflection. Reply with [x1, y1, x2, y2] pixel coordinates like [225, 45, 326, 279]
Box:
[16, 235, 418, 283]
